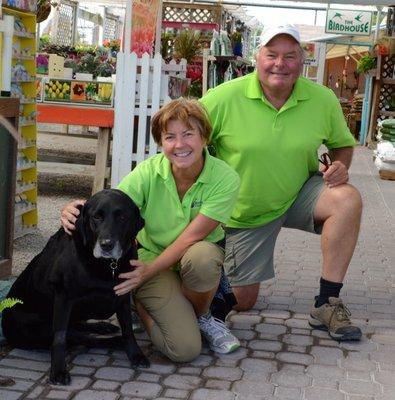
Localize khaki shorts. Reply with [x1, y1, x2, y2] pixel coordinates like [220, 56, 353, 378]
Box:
[133, 241, 223, 362]
[224, 173, 325, 287]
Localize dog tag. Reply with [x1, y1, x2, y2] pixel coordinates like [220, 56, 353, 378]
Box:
[110, 260, 118, 279]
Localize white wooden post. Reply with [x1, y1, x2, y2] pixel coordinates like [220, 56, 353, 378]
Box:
[0, 15, 14, 93]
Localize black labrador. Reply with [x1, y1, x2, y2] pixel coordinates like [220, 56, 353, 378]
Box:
[2, 189, 149, 385]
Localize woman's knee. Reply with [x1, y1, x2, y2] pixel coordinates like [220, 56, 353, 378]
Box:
[151, 323, 201, 362]
[180, 241, 223, 292]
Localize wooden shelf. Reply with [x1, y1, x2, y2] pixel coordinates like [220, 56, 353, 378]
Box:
[382, 78, 395, 85]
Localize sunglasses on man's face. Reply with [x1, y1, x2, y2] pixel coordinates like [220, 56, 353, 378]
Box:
[319, 152, 332, 169]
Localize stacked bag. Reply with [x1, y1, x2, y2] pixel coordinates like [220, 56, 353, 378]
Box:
[374, 119, 395, 180]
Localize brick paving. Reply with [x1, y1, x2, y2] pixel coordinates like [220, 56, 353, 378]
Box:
[1, 146, 394, 399]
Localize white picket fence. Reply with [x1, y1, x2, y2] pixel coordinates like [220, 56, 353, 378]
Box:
[111, 52, 187, 187]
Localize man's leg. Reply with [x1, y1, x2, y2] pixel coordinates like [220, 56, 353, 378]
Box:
[223, 220, 284, 311]
[284, 175, 362, 341]
[232, 283, 260, 311]
[313, 183, 362, 284]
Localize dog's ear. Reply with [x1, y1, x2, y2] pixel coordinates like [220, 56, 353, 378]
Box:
[74, 204, 88, 246]
[133, 206, 145, 236]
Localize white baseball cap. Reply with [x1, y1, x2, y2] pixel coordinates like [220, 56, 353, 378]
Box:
[259, 24, 301, 48]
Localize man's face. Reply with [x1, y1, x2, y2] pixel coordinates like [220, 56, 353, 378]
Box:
[255, 34, 303, 94]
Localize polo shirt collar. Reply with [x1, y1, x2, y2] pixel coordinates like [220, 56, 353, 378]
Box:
[157, 148, 212, 183]
[245, 71, 310, 104]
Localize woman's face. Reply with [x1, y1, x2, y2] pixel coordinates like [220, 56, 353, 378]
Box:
[161, 119, 206, 174]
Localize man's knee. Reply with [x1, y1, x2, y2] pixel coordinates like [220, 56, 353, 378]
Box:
[330, 184, 362, 215]
[232, 284, 260, 311]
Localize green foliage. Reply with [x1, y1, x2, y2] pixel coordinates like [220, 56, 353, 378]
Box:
[39, 34, 51, 50]
[356, 55, 377, 74]
[161, 32, 174, 60]
[173, 29, 201, 63]
[187, 80, 202, 98]
[0, 298, 23, 313]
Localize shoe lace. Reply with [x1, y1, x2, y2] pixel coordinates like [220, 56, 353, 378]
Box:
[199, 315, 231, 339]
[331, 301, 351, 324]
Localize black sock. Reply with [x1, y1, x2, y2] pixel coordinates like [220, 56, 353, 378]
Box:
[315, 277, 343, 307]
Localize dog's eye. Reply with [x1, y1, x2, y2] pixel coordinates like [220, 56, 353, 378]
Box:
[92, 213, 103, 221]
[119, 214, 127, 222]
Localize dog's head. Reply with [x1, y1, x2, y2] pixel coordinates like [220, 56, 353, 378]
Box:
[75, 189, 144, 259]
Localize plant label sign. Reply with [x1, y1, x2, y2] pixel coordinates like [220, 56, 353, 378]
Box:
[325, 9, 372, 36]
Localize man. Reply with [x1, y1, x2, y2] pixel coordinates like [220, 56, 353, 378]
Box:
[201, 24, 363, 341]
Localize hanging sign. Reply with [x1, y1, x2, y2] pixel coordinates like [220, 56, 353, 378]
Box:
[301, 42, 317, 66]
[131, 0, 161, 57]
[325, 9, 372, 36]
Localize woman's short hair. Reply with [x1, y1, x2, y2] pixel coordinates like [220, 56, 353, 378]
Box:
[151, 98, 212, 144]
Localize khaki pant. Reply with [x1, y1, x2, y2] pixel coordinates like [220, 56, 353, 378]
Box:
[134, 241, 223, 362]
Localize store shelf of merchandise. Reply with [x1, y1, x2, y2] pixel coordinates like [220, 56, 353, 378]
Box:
[15, 203, 36, 217]
[15, 182, 36, 195]
[3, 5, 38, 238]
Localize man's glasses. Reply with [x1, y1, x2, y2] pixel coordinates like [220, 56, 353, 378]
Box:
[319, 152, 332, 170]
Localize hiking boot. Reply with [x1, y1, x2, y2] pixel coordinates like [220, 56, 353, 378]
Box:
[309, 297, 362, 341]
[197, 313, 240, 354]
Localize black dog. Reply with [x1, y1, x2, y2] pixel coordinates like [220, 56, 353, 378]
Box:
[2, 189, 149, 385]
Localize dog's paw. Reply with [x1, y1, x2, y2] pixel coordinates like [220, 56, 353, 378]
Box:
[49, 370, 71, 385]
[130, 353, 150, 369]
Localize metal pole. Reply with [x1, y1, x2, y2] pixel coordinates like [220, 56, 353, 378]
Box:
[374, 6, 383, 43]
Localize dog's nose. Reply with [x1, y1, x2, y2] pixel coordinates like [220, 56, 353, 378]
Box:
[99, 239, 115, 252]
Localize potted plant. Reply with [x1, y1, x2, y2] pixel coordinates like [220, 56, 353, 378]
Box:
[173, 29, 201, 63]
[356, 54, 377, 75]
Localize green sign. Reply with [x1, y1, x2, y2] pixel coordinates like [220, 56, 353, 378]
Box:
[325, 9, 372, 36]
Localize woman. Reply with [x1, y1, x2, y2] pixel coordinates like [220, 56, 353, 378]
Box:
[61, 98, 240, 362]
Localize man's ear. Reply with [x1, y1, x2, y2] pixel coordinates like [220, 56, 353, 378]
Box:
[74, 204, 88, 246]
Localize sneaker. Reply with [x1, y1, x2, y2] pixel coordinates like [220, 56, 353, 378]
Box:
[309, 297, 362, 341]
[197, 313, 240, 354]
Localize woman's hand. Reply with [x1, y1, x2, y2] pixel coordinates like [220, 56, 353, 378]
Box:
[60, 199, 86, 235]
[323, 161, 349, 188]
[114, 260, 150, 296]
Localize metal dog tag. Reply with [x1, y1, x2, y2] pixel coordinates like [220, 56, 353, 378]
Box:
[110, 260, 118, 279]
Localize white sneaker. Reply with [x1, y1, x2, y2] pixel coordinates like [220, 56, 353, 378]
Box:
[197, 313, 240, 354]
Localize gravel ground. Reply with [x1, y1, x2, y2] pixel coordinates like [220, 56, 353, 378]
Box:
[12, 128, 95, 276]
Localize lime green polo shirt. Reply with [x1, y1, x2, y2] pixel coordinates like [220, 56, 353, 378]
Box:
[117, 149, 240, 263]
[201, 71, 356, 228]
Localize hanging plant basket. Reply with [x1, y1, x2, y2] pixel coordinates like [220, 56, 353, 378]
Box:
[37, 0, 52, 23]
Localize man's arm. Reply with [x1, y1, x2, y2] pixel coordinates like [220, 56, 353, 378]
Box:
[324, 146, 354, 188]
[328, 146, 354, 170]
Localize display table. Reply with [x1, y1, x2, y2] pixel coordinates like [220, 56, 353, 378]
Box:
[37, 104, 114, 194]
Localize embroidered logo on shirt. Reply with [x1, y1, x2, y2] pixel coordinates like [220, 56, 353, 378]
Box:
[191, 200, 203, 208]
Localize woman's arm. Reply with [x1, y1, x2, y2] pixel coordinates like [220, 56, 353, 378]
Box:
[60, 199, 86, 235]
[114, 213, 219, 296]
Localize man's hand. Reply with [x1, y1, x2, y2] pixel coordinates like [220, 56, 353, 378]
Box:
[114, 260, 150, 296]
[60, 199, 86, 235]
[323, 160, 349, 188]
